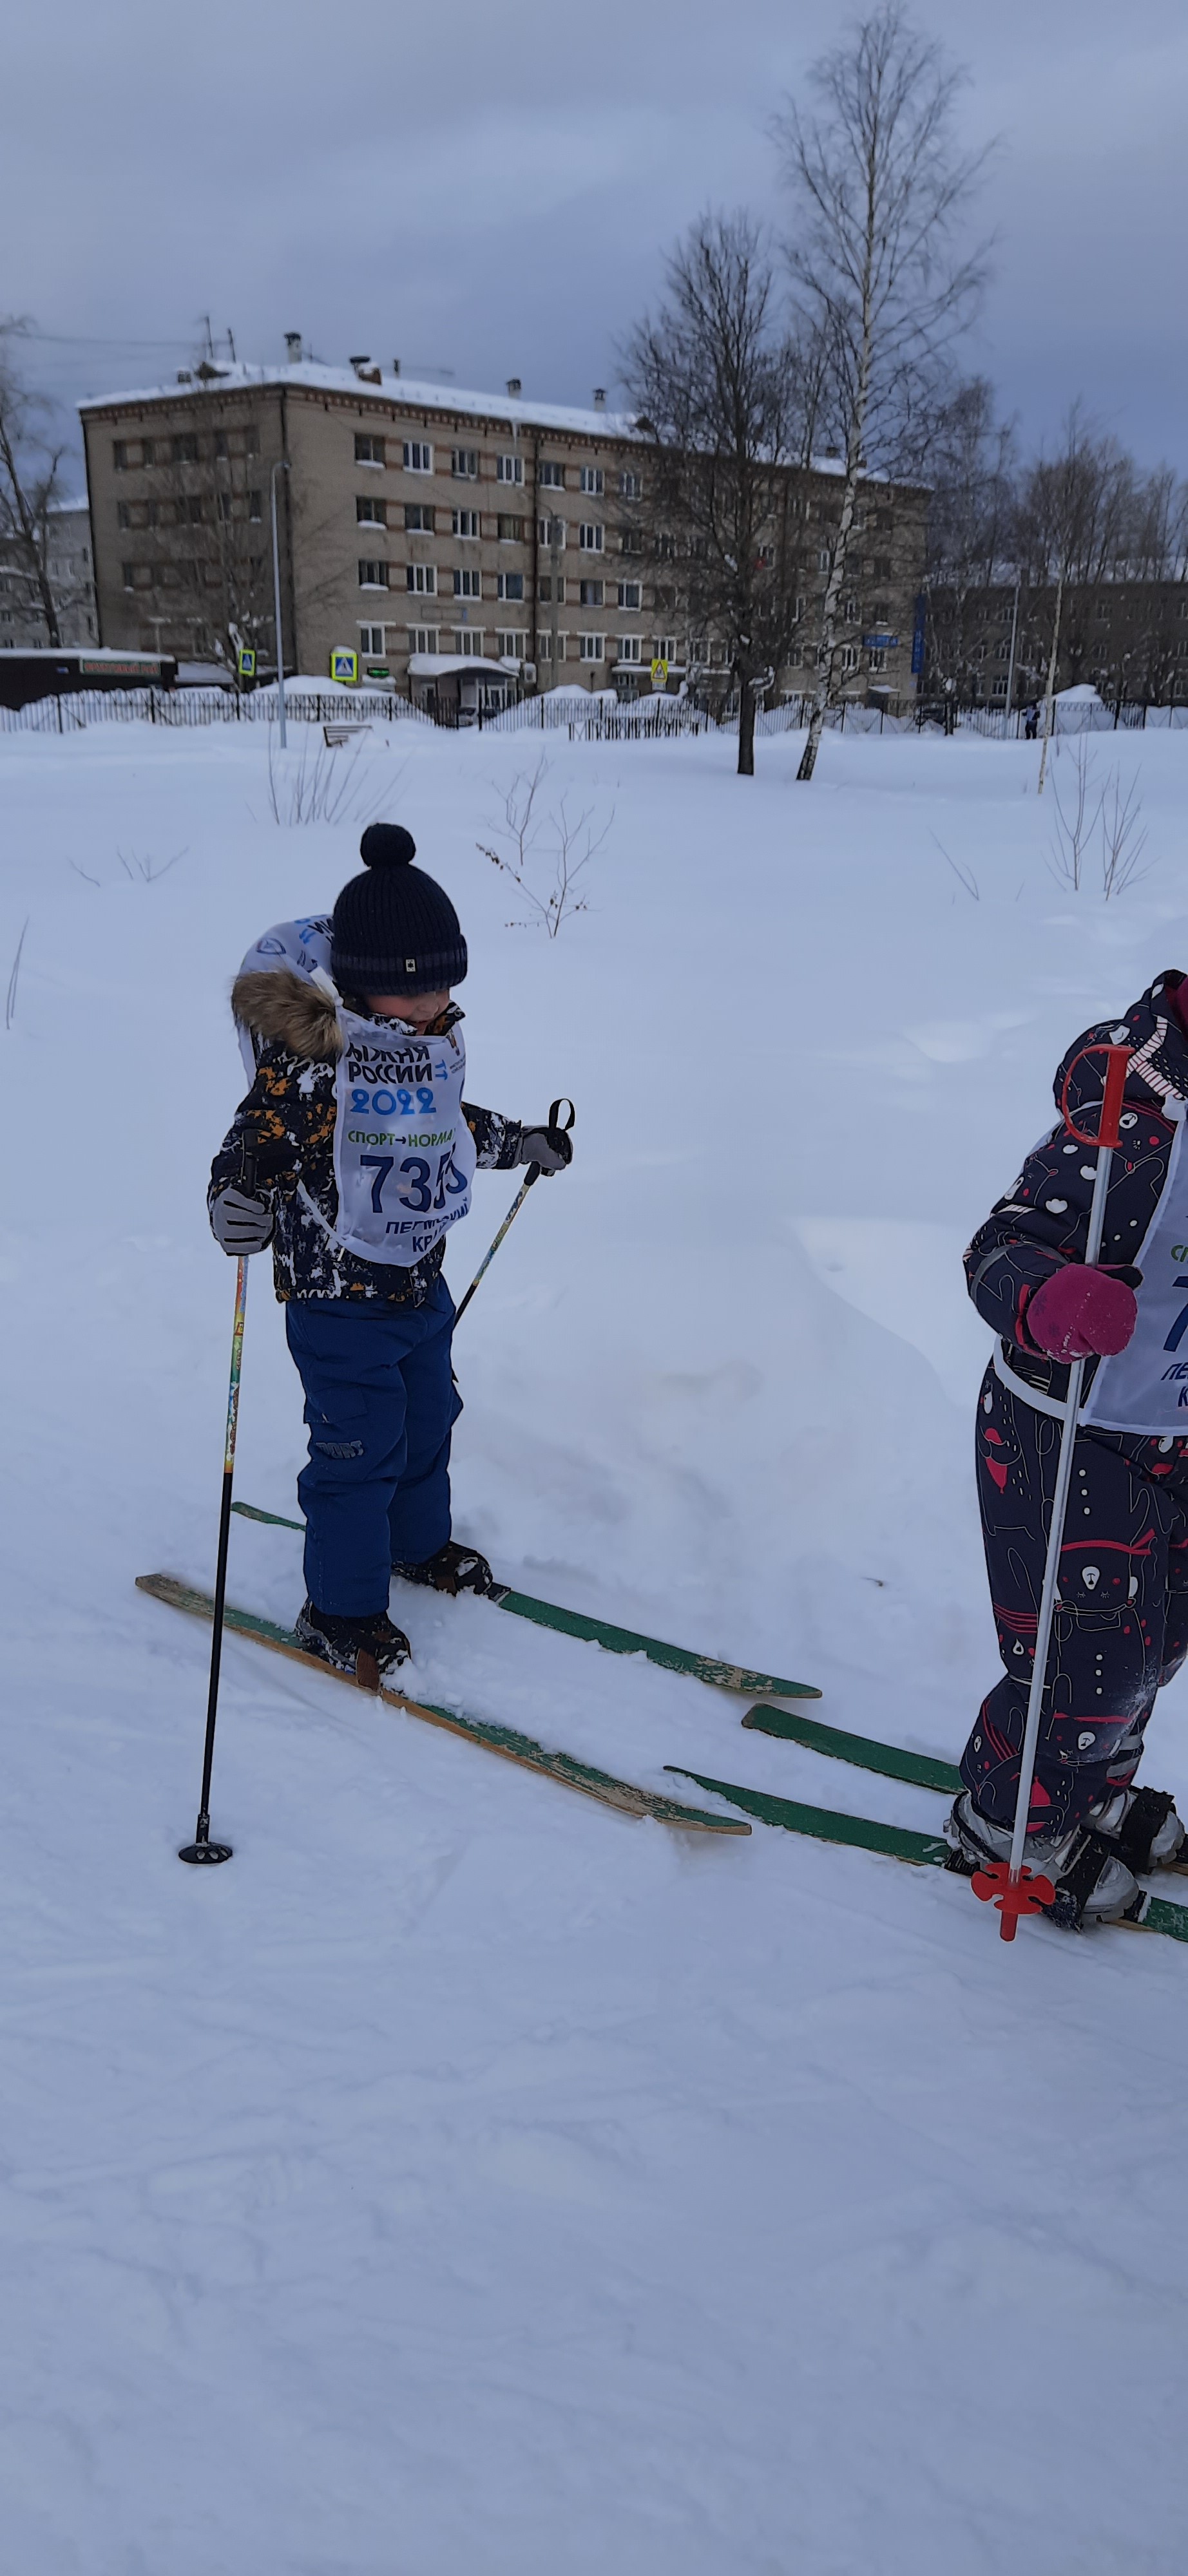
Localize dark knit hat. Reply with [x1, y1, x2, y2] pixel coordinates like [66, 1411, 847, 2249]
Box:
[331, 824, 468, 995]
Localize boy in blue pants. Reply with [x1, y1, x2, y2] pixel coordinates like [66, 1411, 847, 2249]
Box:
[208, 824, 571, 1681]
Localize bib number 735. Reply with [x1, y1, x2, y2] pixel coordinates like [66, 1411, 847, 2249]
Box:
[360, 1150, 467, 1214]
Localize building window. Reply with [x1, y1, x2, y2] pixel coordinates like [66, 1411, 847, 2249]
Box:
[497, 514, 524, 542]
[872, 601, 890, 622]
[248, 490, 262, 521]
[617, 582, 641, 611]
[453, 508, 479, 538]
[403, 502, 432, 531]
[117, 502, 130, 529]
[403, 440, 433, 473]
[538, 576, 564, 604]
[405, 564, 436, 594]
[215, 431, 229, 460]
[579, 465, 604, 496]
[495, 630, 528, 660]
[839, 643, 859, 672]
[172, 433, 198, 464]
[122, 561, 136, 589]
[818, 549, 832, 573]
[359, 495, 388, 525]
[455, 630, 484, 654]
[579, 634, 604, 661]
[867, 648, 886, 672]
[141, 439, 156, 466]
[756, 545, 775, 568]
[245, 426, 260, 456]
[842, 596, 857, 623]
[538, 460, 565, 488]
[497, 571, 524, 601]
[538, 515, 566, 550]
[579, 523, 604, 553]
[873, 556, 892, 581]
[579, 579, 603, 607]
[497, 453, 524, 485]
[617, 528, 643, 558]
[407, 626, 439, 654]
[618, 636, 642, 663]
[654, 636, 676, 662]
[218, 492, 233, 521]
[454, 567, 481, 598]
[355, 433, 385, 465]
[992, 676, 1007, 696]
[618, 469, 641, 500]
[452, 448, 478, 478]
[535, 632, 568, 662]
[358, 625, 387, 654]
[359, 560, 390, 588]
[113, 440, 128, 470]
[690, 638, 707, 663]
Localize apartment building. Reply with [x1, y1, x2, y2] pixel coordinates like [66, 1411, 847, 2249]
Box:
[926, 578, 1188, 706]
[80, 354, 926, 705]
[0, 500, 99, 649]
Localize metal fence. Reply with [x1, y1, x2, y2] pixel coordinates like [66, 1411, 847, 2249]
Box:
[484, 692, 715, 741]
[0, 687, 430, 737]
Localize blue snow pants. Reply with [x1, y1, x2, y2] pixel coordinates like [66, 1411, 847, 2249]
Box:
[284, 1282, 461, 1618]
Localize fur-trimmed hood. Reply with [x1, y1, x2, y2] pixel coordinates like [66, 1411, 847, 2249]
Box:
[231, 967, 344, 1062]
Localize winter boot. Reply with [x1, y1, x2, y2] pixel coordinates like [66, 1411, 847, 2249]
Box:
[391, 1539, 495, 1597]
[1094, 1783, 1186, 1873]
[943, 1790, 1145, 1930]
[296, 1600, 410, 1690]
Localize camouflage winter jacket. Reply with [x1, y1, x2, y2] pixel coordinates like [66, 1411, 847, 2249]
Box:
[964, 969, 1188, 1406]
[209, 967, 521, 1307]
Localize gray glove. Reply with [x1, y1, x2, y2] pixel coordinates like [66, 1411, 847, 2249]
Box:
[211, 1186, 274, 1253]
[516, 1124, 573, 1174]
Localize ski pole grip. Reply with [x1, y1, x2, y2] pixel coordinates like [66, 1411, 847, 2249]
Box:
[547, 1097, 576, 1153]
[1060, 1043, 1131, 1150]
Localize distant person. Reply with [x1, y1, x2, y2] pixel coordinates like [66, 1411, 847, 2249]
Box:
[1024, 702, 1040, 740]
[946, 972, 1188, 1925]
[207, 826, 573, 1683]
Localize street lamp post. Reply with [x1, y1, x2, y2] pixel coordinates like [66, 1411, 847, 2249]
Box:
[270, 458, 291, 747]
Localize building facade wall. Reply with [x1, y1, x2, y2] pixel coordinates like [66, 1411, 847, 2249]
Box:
[926, 578, 1188, 706]
[0, 502, 98, 648]
[81, 368, 927, 703]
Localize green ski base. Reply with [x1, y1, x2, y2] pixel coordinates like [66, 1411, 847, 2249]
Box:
[231, 1499, 821, 1701]
[137, 1573, 749, 1835]
[663, 1768, 1188, 1944]
[743, 1703, 962, 1795]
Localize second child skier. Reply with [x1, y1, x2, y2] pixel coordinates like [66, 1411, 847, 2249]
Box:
[207, 823, 573, 1684]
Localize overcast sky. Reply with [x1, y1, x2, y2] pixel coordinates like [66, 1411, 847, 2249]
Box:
[6, 0, 1185, 479]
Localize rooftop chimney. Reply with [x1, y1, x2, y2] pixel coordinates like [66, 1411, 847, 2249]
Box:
[506, 377, 522, 397]
[593, 387, 606, 410]
[350, 354, 382, 384]
[392, 358, 401, 377]
[285, 332, 302, 363]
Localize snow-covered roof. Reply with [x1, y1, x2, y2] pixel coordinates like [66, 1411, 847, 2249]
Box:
[79, 361, 639, 444]
[407, 654, 522, 679]
[74, 359, 890, 480]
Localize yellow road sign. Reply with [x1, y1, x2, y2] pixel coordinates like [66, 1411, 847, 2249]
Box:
[651, 658, 669, 686]
[331, 649, 359, 685]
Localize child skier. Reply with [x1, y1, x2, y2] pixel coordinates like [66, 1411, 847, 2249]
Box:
[207, 823, 572, 1683]
[948, 969, 1188, 1925]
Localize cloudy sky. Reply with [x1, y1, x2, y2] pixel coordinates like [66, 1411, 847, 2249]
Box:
[6, 0, 1185, 477]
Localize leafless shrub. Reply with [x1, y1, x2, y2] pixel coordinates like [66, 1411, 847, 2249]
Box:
[477, 756, 611, 935]
[267, 728, 398, 828]
[5, 916, 29, 1028]
[116, 846, 187, 883]
[931, 832, 979, 900]
[1100, 770, 1149, 899]
[1048, 737, 1103, 891]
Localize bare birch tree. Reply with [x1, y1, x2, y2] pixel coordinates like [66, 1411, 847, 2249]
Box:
[774, 6, 990, 779]
[623, 213, 804, 777]
[0, 318, 69, 646]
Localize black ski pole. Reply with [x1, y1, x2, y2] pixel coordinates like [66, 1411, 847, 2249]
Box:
[452, 1099, 575, 1327]
[178, 1152, 256, 1866]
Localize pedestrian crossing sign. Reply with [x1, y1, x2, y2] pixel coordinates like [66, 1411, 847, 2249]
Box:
[236, 647, 256, 677]
[651, 658, 669, 687]
[331, 649, 359, 684]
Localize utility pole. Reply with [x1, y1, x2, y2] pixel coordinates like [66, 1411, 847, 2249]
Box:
[271, 457, 291, 746]
[1004, 578, 1020, 736]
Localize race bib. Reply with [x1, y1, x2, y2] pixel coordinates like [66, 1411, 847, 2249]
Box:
[1082, 1112, 1188, 1432]
[331, 1009, 476, 1267]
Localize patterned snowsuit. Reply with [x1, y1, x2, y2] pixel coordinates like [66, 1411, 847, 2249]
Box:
[961, 971, 1188, 1837]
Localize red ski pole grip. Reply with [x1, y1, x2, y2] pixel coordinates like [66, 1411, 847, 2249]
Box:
[1060, 1043, 1131, 1150]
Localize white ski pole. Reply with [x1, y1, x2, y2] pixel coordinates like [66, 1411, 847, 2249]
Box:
[973, 1041, 1131, 1941]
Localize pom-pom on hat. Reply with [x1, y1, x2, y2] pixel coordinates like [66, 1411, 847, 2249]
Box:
[331, 824, 468, 996]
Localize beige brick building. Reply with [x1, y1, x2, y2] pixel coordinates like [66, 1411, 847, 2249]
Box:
[79, 356, 926, 706]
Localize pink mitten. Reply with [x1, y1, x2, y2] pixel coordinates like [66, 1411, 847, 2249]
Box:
[1026, 1266, 1137, 1361]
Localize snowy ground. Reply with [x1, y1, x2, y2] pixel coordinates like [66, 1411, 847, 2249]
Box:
[4, 712, 1188, 2573]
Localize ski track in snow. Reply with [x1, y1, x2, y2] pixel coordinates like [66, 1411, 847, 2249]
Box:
[3, 716, 1188, 2573]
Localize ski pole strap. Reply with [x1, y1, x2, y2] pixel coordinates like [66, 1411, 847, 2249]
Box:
[1060, 1043, 1131, 1152]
